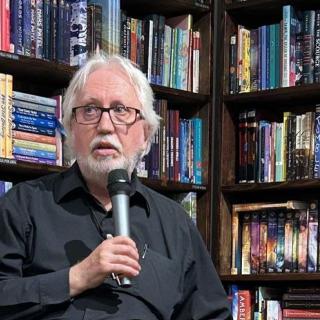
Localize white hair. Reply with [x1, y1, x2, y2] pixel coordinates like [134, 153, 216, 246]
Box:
[62, 52, 160, 155]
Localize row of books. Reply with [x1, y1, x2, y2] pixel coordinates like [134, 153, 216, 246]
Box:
[229, 286, 320, 320]
[0, 0, 201, 92]
[0, 72, 63, 165]
[119, 13, 200, 92]
[0, 180, 13, 196]
[231, 201, 319, 276]
[238, 108, 320, 184]
[229, 6, 320, 94]
[137, 99, 203, 185]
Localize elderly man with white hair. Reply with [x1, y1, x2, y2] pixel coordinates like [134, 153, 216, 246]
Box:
[0, 53, 231, 319]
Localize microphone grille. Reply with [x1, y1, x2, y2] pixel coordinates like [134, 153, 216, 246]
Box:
[107, 169, 131, 196]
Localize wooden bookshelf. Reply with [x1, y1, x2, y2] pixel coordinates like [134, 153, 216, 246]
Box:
[213, 0, 320, 290]
[0, 1, 214, 251]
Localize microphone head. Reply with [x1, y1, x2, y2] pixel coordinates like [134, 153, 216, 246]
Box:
[107, 169, 132, 197]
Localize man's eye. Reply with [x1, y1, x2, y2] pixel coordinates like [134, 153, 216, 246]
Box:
[113, 104, 128, 114]
[84, 105, 98, 114]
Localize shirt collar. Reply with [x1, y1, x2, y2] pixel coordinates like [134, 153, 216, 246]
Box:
[54, 162, 150, 216]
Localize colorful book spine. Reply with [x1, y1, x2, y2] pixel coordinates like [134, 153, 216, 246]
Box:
[0, 74, 5, 157]
[12, 130, 56, 145]
[13, 146, 56, 160]
[314, 11, 320, 83]
[266, 210, 277, 272]
[5, 74, 13, 158]
[302, 10, 316, 85]
[36, 0, 44, 59]
[284, 211, 294, 272]
[13, 99, 56, 114]
[13, 91, 57, 107]
[282, 5, 297, 87]
[229, 34, 238, 94]
[14, 154, 56, 165]
[275, 122, 283, 181]
[12, 122, 56, 136]
[13, 139, 56, 153]
[192, 117, 202, 185]
[259, 211, 268, 273]
[23, 0, 32, 56]
[12, 114, 56, 129]
[307, 201, 318, 272]
[298, 208, 308, 272]
[313, 106, 320, 178]
[69, 0, 87, 66]
[250, 211, 260, 274]
[276, 210, 285, 272]
[12, 106, 56, 120]
[241, 212, 251, 275]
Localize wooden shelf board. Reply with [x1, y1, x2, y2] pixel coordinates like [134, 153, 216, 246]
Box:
[221, 179, 320, 195]
[223, 84, 320, 108]
[0, 159, 206, 192]
[152, 84, 210, 107]
[0, 51, 75, 86]
[221, 273, 320, 283]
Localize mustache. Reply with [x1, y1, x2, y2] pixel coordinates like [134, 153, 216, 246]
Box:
[90, 135, 123, 153]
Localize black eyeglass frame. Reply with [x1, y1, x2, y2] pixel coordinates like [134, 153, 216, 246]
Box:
[72, 105, 144, 126]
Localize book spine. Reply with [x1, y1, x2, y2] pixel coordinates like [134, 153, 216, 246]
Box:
[56, 0, 65, 62]
[259, 211, 268, 273]
[192, 117, 202, 185]
[241, 212, 251, 274]
[23, 0, 32, 56]
[0, 74, 6, 157]
[42, 0, 51, 60]
[238, 289, 252, 320]
[13, 99, 56, 114]
[284, 211, 294, 272]
[69, 0, 87, 66]
[5, 74, 13, 159]
[295, 17, 303, 86]
[13, 91, 57, 107]
[12, 106, 55, 120]
[238, 110, 248, 183]
[30, 0, 37, 57]
[35, 0, 44, 59]
[276, 210, 285, 272]
[275, 122, 283, 181]
[302, 10, 316, 84]
[17, 0, 24, 54]
[12, 122, 56, 136]
[229, 34, 238, 94]
[307, 200, 318, 272]
[298, 209, 308, 272]
[314, 11, 320, 83]
[62, 2, 70, 65]
[313, 106, 320, 178]
[13, 146, 56, 160]
[13, 139, 56, 152]
[266, 210, 277, 272]
[12, 130, 56, 145]
[14, 153, 56, 165]
[250, 211, 260, 274]
[12, 114, 56, 129]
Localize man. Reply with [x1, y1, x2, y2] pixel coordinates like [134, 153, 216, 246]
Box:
[0, 53, 231, 319]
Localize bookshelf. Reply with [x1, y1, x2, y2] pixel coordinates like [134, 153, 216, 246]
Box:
[215, 0, 320, 288]
[0, 1, 215, 250]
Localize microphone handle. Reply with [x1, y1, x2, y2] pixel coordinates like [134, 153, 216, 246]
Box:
[112, 193, 131, 287]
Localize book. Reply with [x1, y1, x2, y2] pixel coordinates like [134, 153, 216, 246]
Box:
[13, 91, 57, 107]
[307, 201, 318, 272]
[5, 74, 13, 158]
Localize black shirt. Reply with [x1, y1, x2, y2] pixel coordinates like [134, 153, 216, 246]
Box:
[0, 163, 231, 320]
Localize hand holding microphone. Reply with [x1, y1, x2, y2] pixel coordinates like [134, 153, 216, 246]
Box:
[68, 169, 139, 297]
[107, 169, 134, 287]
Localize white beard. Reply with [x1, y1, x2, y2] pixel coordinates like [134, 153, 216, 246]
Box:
[71, 134, 144, 187]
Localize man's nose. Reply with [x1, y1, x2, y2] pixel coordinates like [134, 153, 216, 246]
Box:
[96, 110, 115, 133]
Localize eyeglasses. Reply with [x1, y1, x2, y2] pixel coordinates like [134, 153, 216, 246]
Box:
[72, 104, 144, 125]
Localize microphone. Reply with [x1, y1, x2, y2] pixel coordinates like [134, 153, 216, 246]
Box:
[107, 169, 132, 287]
